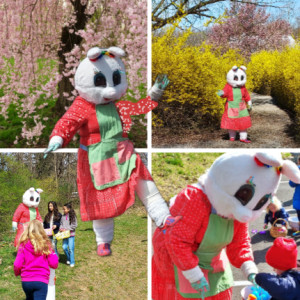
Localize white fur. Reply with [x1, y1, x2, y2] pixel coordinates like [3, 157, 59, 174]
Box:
[75, 47, 128, 105]
[241, 261, 258, 278]
[182, 266, 204, 283]
[227, 66, 247, 88]
[198, 152, 300, 223]
[22, 187, 43, 208]
[49, 136, 63, 147]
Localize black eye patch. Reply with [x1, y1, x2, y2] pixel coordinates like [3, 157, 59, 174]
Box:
[36, 197, 39, 202]
[113, 70, 121, 86]
[30, 196, 34, 201]
[241, 75, 244, 80]
[253, 194, 271, 211]
[234, 184, 255, 206]
[94, 72, 107, 87]
[234, 75, 238, 81]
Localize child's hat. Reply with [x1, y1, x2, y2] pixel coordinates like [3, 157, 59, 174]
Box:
[266, 237, 298, 271]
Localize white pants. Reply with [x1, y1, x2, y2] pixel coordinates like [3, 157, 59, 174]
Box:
[229, 129, 247, 140]
[93, 179, 170, 245]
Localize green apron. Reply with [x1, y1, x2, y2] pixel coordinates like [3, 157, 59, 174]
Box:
[87, 102, 136, 190]
[175, 213, 234, 298]
[29, 207, 37, 220]
[228, 88, 249, 119]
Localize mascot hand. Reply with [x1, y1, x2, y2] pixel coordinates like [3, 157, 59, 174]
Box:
[148, 74, 169, 101]
[217, 90, 224, 97]
[247, 100, 252, 112]
[12, 222, 17, 232]
[248, 273, 258, 288]
[44, 143, 61, 159]
[263, 224, 268, 229]
[191, 277, 210, 300]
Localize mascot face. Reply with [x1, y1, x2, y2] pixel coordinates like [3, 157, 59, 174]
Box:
[22, 188, 43, 208]
[75, 46, 128, 105]
[226, 66, 247, 88]
[201, 152, 300, 223]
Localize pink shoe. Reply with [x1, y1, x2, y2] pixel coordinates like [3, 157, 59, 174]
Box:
[229, 137, 235, 141]
[240, 139, 251, 143]
[97, 243, 111, 256]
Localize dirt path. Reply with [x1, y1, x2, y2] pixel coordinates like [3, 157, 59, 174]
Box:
[152, 93, 300, 148]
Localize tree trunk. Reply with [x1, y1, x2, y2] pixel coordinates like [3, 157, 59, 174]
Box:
[54, 0, 93, 117]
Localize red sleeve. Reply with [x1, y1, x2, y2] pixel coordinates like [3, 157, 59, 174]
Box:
[226, 220, 254, 268]
[14, 245, 25, 276]
[165, 187, 211, 271]
[50, 97, 93, 147]
[242, 87, 251, 102]
[116, 96, 158, 132]
[221, 84, 232, 99]
[12, 204, 24, 223]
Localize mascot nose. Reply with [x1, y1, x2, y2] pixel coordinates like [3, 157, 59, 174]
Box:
[103, 87, 117, 99]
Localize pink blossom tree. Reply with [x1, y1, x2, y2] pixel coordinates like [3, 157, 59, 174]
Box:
[206, 2, 292, 57]
[0, 0, 147, 146]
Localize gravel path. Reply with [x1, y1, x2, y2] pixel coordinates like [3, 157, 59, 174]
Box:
[152, 93, 300, 148]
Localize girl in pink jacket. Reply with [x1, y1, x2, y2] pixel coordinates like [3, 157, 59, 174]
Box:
[14, 219, 58, 300]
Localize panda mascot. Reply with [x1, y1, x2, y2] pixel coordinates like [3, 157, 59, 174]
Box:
[152, 152, 300, 300]
[12, 188, 43, 247]
[218, 66, 252, 143]
[44, 47, 177, 256]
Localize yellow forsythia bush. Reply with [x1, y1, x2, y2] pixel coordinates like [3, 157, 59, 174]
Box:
[248, 45, 300, 138]
[152, 26, 245, 127]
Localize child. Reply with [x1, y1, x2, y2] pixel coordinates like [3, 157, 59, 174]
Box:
[60, 202, 77, 267]
[255, 237, 300, 300]
[218, 66, 252, 143]
[263, 196, 289, 229]
[289, 156, 300, 236]
[43, 201, 62, 257]
[14, 219, 58, 300]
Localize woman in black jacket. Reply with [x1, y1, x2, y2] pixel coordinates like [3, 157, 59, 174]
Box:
[43, 201, 62, 256]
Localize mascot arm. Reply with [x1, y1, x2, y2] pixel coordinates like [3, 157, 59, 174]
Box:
[12, 204, 24, 223]
[116, 96, 158, 116]
[50, 98, 92, 147]
[243, 88, 251, 102]
[226, 221, 256, 273]
[165, 187, 210, 271]
[221, 84, 231, 99]
[36, 210, 43, 222]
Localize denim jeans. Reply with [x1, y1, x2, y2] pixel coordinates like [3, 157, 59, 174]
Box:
[50, 236, 59, 257]
[22, 281, 48, 300]
[62, 236, 75, 265]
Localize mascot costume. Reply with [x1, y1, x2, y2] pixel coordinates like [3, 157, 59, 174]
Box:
[12, 188, 43, 247]
[218, 66, 252, 143]
[152, 152, 300, 299]
[44, 47, 177, 256]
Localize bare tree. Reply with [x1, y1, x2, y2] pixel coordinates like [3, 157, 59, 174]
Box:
[152, 0, 293, 30]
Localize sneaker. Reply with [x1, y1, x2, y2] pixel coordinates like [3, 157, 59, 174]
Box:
[240, 139, 251, 143]
[229, 137, 235, 141]
[70, 264, 75, 267]
[97, 243, 111, 256]
[66, 261, 70, 265]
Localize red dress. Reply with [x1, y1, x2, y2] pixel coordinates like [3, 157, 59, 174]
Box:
[50, 96, 155, 221]
[152, 186, 254, 300]
[220, 83, 252, 130]
[12, 203, 42, 247]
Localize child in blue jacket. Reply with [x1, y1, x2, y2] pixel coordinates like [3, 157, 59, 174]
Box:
[263, 196, 289, 229]
[289, 158, 300, 236]
[255, 237, 300, 300]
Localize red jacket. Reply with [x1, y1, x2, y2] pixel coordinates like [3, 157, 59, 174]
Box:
[221, 83, 251, 102]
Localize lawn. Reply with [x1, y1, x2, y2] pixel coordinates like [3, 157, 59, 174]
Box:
[0, 204, 147, 300]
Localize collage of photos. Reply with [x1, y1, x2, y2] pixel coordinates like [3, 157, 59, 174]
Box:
[0, 0, 300, 300]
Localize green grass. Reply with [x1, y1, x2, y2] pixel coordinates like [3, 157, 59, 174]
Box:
[152, 153, 223, 201]
[0, 204, 147, 300]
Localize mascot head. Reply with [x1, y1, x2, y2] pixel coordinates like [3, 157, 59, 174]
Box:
[227, 66, 247, 88]
[199, 152, 300, 223]
[22, 187, 43, 208]
[74, 46, 128, 105]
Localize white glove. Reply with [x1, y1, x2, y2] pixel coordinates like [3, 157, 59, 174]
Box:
[44, 136, 63, 158]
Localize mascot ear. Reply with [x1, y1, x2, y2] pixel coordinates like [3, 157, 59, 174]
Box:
[36, 189, 43, 194]
[232, 66, 238, 71]
[255, 153, 282, 167]
[107, 47, 126, 58]
[281, 160, 300, 184]
[87, 47, 103, 61]
[240, 65, 247, 72]
[29, 187, 35, 192]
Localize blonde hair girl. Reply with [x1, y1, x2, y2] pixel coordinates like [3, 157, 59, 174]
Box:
[14, 219, 58, 300]
[264, 196, 289, 229]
